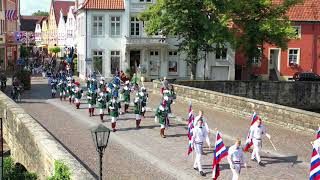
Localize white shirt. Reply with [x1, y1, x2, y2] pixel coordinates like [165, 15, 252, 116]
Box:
[194, 115, 210, 133]
[228, 145, 245, 164]
[192, 126, 207, 143]
[250, 125, 266, 140]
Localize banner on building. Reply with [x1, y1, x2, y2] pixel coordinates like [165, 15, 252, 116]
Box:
[5, 10, 17, 21]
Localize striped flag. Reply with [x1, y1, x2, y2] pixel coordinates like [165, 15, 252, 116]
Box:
[310, 144, 320, 180]
[317, 127, 320, 140]
[5, 10, 17, 21]
[244, 112, 259, 152]
[187, 102, 194, 155]
[212, 131, 228, 180]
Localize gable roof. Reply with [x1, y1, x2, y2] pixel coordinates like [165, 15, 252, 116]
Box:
[53, 1, 75, 24]
[20, 16, 46, 31]
[273, 0, 320, 21]
[81, 0, 124, 10]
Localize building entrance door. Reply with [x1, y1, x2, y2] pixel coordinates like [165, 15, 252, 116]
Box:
[130, 51, 140, 74]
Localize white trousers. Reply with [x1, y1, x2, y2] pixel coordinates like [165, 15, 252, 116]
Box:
[136, 114, 141, 120]
[88, 104, 94, 108]
[75, 98, 80, 103]
[160, 124, 165, 129]
[251, 139, 262, 163]
[231, 164, 241, 180]
[99, 109, 104, 114]
[193, 142, 203, 172]
[111, 117, 117, 123]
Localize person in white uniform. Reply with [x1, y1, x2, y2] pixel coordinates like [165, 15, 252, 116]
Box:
[228, 139, 247, 180]
[249, 119, 271, 166]
[194, 111, 211, 150]
[192, 117, 207, 177]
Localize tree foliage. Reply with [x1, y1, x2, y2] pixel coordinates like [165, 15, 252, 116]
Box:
[139, 0, 233, 78]
[228, 0, 301, 77]
[48, 161, 71, 180]
[32, 10, 49, 16]
[49, 47, 61, 54]
[140, 0, 301, 79]
[3, 157, 38, 180]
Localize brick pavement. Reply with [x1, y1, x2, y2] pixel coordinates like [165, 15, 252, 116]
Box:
[16, 77, 311, 179]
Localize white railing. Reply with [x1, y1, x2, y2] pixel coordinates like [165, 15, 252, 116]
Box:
[125, 36, 167, 45]
[130, 3, 148, 12]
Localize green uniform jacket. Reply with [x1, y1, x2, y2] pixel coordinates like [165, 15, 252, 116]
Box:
[87, 92, 97, 105]
[58, 83, 65, 93]
[155, 107, 168, 125]
[97, 95, 107, 109]
[75, 89, 83, 99]
[108, 100, 121, 117]
[121, 87, 131, 103]
[134, 99, 142, 115]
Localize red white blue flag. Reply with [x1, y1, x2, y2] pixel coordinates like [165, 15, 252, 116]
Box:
[316, 127, 320, 140]
[5, 10, 17, 21]
[310, 144, 320, 180]
[187, 102, 194, 155]
[244, 112, 259, 152]
[212, 131, 228, 180]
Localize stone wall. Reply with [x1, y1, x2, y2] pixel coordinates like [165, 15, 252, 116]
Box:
[0, 91, 95, 180]
[153, 80, 320, 132]
[175, 80, 320, 110]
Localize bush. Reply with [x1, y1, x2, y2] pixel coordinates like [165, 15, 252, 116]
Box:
[48, 161, 71, 180]
[3, 157, 38, 180]
[15, 69, 31, 90]
[49, 47, 61, 54]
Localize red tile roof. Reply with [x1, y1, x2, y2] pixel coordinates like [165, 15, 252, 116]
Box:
[273, 0, 320, 21]
[81, 0, 124, 10]
[53, 1, 74, 24]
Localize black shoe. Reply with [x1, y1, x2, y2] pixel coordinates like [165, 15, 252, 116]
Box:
[200, 171, 205, 176]
[258, 162, 264, 166]
[251, 158, 256, 162]
[193, 167, 198, 171]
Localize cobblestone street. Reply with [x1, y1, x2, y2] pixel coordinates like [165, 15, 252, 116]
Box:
[15, 76, 311, 179]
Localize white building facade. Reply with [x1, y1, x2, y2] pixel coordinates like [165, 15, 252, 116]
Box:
[75, 0, 235, 80]
[57, 10, 67, 48]
[65, 6, 77, 48]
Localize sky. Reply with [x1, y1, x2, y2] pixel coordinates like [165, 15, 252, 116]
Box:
[20, 0, 51, 15]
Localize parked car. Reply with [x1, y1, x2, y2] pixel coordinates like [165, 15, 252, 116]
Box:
[293, 72, 320, 81]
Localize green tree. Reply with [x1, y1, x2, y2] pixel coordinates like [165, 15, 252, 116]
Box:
[48, 161, 71, 180]
[3, 157, 38, 180]
[49, 47, 61, 57]
[228, 0, 301, 79]
[140, 0, 232, 79]
[32, 10, 49, 16]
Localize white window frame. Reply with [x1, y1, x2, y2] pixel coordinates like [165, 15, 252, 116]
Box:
[130, 17, 141, 37]
[288, 48, 300, 66]
[252, 47, 262, 66]
[110, 50, 121, 75]
[110, 16, 121, 37]
[92, 15, 104, 37]
[168, 51, 179, 75]
[292, 26, 301, 39]
[92, 50, 104, 74]
[215, 46, 228, 61]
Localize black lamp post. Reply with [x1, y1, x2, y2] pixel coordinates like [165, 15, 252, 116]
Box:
[91, 124, 111, 180]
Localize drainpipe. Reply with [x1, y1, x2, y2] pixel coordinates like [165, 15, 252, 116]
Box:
[312, 22, 318, 73]
[85, 9, 87, 77]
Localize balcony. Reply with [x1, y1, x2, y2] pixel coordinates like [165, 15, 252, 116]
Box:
[125, 36, 168, 47]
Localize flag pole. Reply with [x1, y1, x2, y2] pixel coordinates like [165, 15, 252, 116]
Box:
[268, 138, 278, 151]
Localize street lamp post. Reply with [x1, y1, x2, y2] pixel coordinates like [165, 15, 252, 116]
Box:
[91, 124, 111, 180]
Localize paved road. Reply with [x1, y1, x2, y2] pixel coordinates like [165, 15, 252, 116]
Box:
[11, 76, 311, 179]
